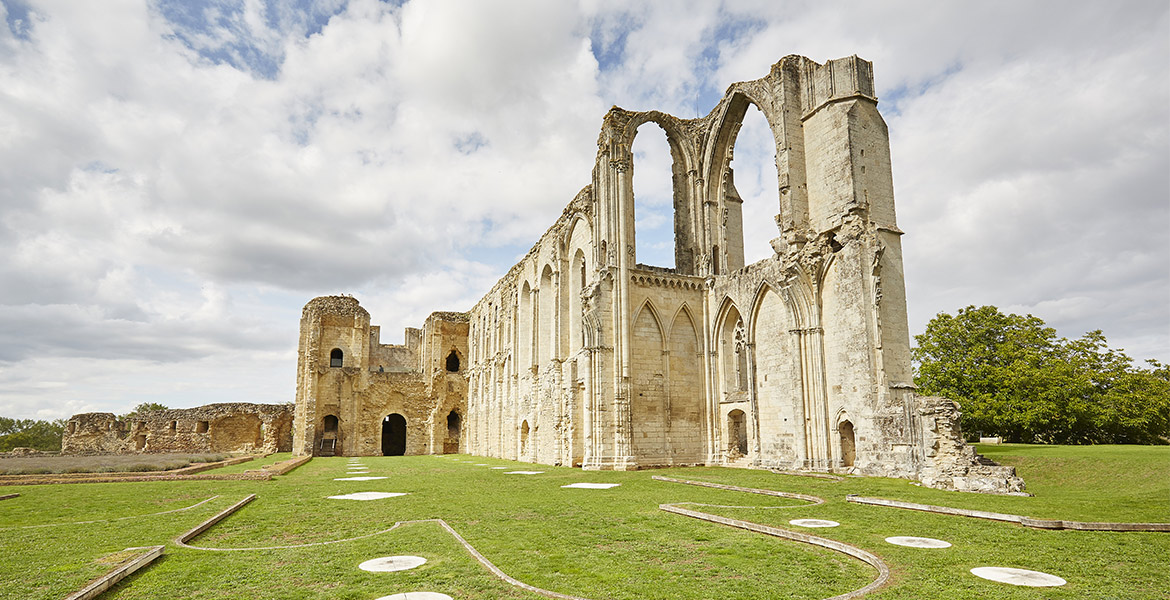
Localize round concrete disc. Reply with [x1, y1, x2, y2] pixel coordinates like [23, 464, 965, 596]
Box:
[885, 536, 951, 548]
[334, 476, 388, 481]
[789, 518, 840, 528]
[561, 483, 621, 489]
[970, 567, 1066, 587]
[490, 466, 509, 469]
[328, 492, 407, 500]
[504, 471, 544, 475]
[358, 555, 427, 572]
[374, 593, 453, 600]
[474, 463, 488, 466]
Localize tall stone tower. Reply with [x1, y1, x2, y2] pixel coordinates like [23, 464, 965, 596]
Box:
[292, 296, 373, 456]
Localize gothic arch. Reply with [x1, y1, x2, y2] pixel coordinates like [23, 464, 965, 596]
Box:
[703, 88, 790, 274]
[621, 113, 700, 274]
[631, 300, 667, 351]
[667, 303, 699, 345]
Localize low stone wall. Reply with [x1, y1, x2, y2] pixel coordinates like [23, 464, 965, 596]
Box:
[62, 403, 294, 456]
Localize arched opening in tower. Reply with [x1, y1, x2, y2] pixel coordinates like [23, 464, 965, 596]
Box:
[381, 413, 407, 456]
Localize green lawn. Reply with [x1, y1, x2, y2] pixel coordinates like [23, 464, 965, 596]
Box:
[0, 445, 1166, 599]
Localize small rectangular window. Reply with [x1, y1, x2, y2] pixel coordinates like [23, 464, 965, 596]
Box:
[196, 421, 209, 433]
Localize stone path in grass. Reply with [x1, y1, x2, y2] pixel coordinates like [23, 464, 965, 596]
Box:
[654, 477, 890, 599]
[172, 458, 1084, 598]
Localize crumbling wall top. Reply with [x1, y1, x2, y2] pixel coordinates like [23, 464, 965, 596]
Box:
[302, 295, 369, 319]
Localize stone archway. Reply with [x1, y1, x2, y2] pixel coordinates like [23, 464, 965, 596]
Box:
[382, 414, 407, 456]
[839, 420, 856, 467]
[445, 410, 461, 454]
[727, 409, 748, 457]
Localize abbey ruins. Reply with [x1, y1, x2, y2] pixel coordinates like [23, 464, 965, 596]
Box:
[64, 55, 1024, 494]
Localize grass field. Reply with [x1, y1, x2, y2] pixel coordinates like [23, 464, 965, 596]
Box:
[0, 444, 1166, 599]
[0, 453, 233, 475]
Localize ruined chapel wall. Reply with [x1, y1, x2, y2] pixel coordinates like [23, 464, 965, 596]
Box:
[62, 403, 293, 456]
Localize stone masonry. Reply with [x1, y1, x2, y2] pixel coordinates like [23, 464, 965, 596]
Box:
[291, 296, 468, 458]
[286, 55, 1024, 494]
[61, 403, 293, 455]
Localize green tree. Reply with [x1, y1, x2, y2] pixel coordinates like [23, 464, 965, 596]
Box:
[913, 306, 1169, 444]
[0, 419, 66, 452]
[119, 402, 169, 420]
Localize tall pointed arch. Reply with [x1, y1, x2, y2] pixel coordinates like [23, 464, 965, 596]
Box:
[749, 283, 802, 466]
[630, 299, 667, 463]
[667, 304, 704, 463]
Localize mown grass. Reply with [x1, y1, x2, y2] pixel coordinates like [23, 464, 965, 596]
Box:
[0, 453, 233, 475]
[0, 445, 1165, 600]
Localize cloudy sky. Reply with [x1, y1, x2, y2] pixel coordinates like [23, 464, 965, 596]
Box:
[1, 0, 1166, 420]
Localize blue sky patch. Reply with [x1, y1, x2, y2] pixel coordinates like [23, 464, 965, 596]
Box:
[3, 0, 33, 39]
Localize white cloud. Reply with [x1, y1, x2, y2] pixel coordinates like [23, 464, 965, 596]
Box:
[0, 0, 1165, 419]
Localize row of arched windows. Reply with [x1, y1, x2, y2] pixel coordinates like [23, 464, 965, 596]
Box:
[326, 348, 461, 372]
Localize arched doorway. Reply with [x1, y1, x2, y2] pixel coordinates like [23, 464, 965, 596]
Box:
[520, 420, 530, 457]
[445, 410, 461, 454]
[382, 414, 406, 456]
[839, 420, 856, 467]
[727, 409, 748, 457]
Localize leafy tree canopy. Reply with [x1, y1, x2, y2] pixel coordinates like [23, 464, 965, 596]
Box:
[913, 306, 1169, 444]
[119, 402, 170, 420]
[0, 418, 66, 452]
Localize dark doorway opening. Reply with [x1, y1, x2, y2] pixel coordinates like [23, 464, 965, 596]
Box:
[445, 350, 460, 372]
[840, 420, 856, 467]
[323, 415, 338, 433]
[445, 410, 461, 454]
[382, 413, 406, 456]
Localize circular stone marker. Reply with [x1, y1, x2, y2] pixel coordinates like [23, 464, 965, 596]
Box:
[374, 593, 453, 600]
[970, 567, 1066, 587]
[789, 518, 840, 528]
[885, 536, 951, 548]
[504, 470, 544, 475]
[561, 483, 621, 489]
[328, 492, 407, 501]
[334, 476, 388, 481]
[358, 555, 427, 573]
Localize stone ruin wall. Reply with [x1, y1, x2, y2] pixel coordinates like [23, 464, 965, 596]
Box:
[293, 296, 469, 457]
[454, 54, 1025, 494]
[61, 403, 294, 456]
[238, 54, 1019, 495]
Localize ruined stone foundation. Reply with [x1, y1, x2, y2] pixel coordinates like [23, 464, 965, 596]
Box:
[62, 403, 293, 455]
